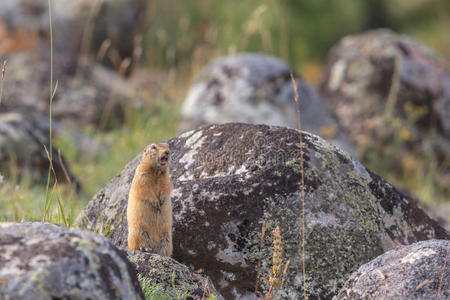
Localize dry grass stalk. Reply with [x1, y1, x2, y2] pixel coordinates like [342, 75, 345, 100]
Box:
[290, 72, 307, 300]
[98, 57, 131, 130]
[415, 279, 433, 292]
[96, 39, 112, 62]
[43, 145, 68, 226]
[436, 241, 449, 300]
[0, 60, 7, 105]
[375, 269, 385, 279]
[77, 0, 104, 75]
[255, 220, 267, 297]
[57, 148, 72, 186]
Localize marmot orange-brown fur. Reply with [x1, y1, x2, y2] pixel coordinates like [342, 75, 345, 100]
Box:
[127, 143, 173, 256]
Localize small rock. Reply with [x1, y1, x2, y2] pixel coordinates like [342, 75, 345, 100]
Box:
[127, 251, 224, 300]
[0, 112, 79, 188]
[1, 52, 144, 127]
[334, 239, 449, 300]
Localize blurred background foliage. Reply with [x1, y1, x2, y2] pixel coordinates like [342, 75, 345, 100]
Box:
[141, 0, 450, 83]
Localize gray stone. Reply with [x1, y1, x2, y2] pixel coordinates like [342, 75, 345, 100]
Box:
[335, 239, 449, 300]
[0, 222, 144, 300]
[1, 52, 144, 127]
[320, 29, 450, 151]
[180, 53, 353, 153]
[0, 0, 148, 69]
[0, 0, 84, 57]
[77, 123, 447, 299]
[0, 112, 79, 188]
[127, 251, 224, 300]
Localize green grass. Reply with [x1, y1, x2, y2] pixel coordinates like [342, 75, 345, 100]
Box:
[0, 175, 80, 224]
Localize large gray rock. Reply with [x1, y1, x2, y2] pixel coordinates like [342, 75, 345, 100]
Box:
[0, 0, 148, 69]
[0, 222, 144, 300]
[0, 0, 84, 57]
[335, 239, 449, 300]
[320, 29, 450, 155]
[1, 52, 143, 127]
[0, 112, 78, 187]
[180, 53, 353, 153]
[77, 123, 448, 299]
[128, 251, 224, 300]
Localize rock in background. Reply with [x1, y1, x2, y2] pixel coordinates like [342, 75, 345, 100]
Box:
[128, 251, 224, 300]
[335, 239, 449, 300]
[77, 123, 448, 299]
[320, 29, 450, 182]
[0, 222, 144, 300]
[180, 53, 354, 154]
[0, 112, 78, 188]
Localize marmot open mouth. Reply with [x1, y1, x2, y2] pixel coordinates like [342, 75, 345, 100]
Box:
[159, 156, 169, 165]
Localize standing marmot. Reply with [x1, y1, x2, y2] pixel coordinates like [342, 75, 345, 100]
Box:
[127, 143, 173, 256]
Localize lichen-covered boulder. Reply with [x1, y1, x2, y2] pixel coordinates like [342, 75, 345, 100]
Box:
[0, 0, 148, 70]
[1, 52, 144, 127]
[0, 112, 78, 187]
[335, 239, 449, 300]
[127, 251, 224, 300]
[320, 29, 450, 159]
[0, 222, 144, 300]
[77, 123, 448, 299]
[0, 0, 84, 57]
[180, 53, 353, 153]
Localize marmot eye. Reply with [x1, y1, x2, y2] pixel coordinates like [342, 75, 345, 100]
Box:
[151, 145, 156, 150]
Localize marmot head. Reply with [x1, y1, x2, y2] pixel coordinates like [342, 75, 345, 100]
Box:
[141, 143, 170, 170]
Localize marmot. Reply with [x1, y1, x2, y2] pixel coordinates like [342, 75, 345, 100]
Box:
[127, 143, 173, 256]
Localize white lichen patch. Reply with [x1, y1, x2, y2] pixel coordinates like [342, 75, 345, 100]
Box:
[170, 187, 183, 201]
[234, 165, 247, 175]
[307, 212, 339, 228]
[216, 221, 248, 268]
[179, 131, 207, 176]
[216, 247, 248, 268]
[329, 60, 346, 91]
[178, 173, 194, 181]
[185, 130, 204, 148]
[400, 247, 438, 264]
[178, 129, 195, 139]
[29, 254, 52, 266]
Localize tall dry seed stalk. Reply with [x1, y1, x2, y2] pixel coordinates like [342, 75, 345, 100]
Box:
[265, 226, 289, 300]
[290, 73, 307, 299]
[43, 0, 61, 222]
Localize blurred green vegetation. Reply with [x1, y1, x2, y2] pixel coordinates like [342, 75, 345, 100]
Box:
[143, 0, 450, 73]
